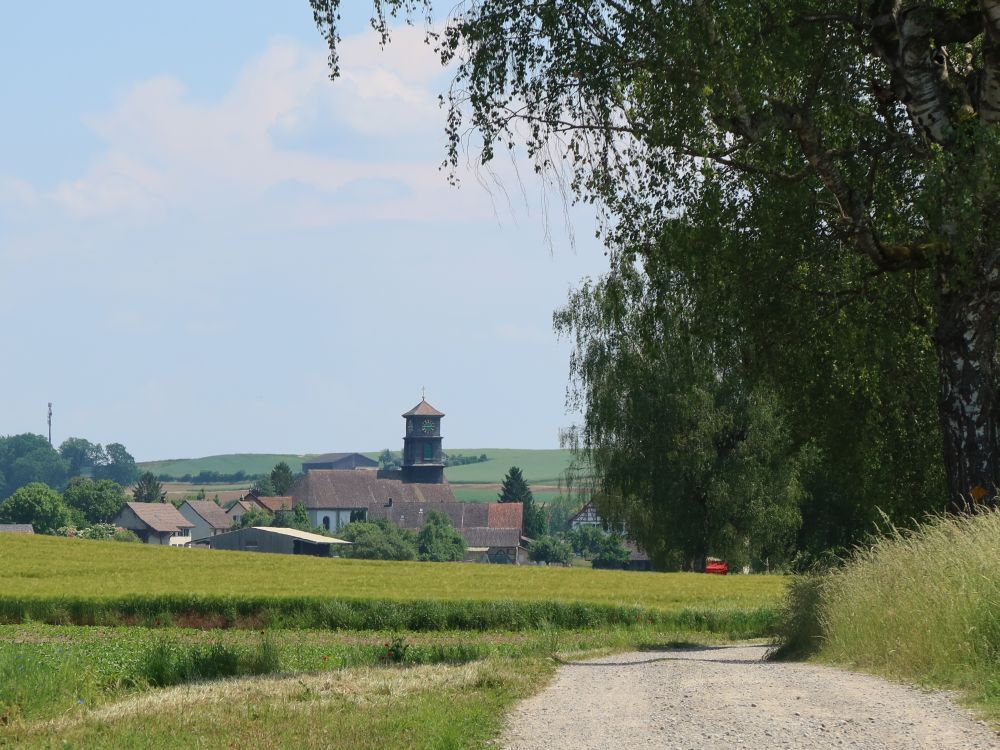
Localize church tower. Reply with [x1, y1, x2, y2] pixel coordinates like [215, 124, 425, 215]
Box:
[401, 396, 445, 484]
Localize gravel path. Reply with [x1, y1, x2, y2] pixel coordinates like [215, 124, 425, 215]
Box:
[498, 645, 998, 750]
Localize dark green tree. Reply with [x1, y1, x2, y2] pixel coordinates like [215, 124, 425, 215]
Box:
[566, 525, 605, 558]
[132, 472, 166, 503]
[270, 462, 295, 495]
[591, 535, 631, 570]
[416, 510, 466, 562]
[58, 438, 105, 477]
[95, 443, 139, 487]
[378, 449, 401, 471]
[498, 466, 547, 539]
[233, 506, 273, 529]
[310, 1, 1000, 519]
[63, 477, 127, 524]
[0, 434, 69, 497]
[0, 483, 71, 534]
[337, 518, 419, 560]
[250, 476, 276, 497]
[527, 535, 572, 565]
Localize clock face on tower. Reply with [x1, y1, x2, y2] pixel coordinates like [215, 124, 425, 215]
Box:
[421, 419, 436, 435]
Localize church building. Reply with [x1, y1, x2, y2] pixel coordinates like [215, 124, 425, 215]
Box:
[290, 398, 526, 560]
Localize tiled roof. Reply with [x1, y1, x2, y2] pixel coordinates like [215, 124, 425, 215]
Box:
[487, 502, 523, 530]
[367, 501, 488, 530]
[401, 398, 444, 417]
[255, 496, 293, 513]
[0, 524, 34, 534]
[123, 502, 194, 533]
[461, 527, 522, 548]
[227, 500, 257, 514]
[292, 469, 457, 509]
[303, 452, 378, 467]
[182, 501, 232, 530]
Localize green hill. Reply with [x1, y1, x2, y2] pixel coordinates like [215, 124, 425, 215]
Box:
[139, 449, 588, 484]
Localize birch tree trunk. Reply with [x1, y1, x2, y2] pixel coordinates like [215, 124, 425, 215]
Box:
[935, 265, 1000, 512]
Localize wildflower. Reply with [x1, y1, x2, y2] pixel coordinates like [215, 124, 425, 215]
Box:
[321, 655, 328, 663]
[76, 699, 84, 705]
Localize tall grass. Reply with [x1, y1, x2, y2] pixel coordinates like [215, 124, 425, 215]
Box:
[776, 510, 1000, 716]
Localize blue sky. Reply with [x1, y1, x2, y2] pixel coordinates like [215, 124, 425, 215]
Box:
[0, 2, 608, 460]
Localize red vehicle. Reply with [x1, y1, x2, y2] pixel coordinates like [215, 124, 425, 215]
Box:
[704, 558, 729, 575]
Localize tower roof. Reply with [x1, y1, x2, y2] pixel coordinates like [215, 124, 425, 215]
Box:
[402, 398, 444, 417]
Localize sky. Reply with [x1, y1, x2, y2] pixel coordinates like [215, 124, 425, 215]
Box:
[0, 2, 609, 461]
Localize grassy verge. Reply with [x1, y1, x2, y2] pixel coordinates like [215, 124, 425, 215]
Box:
[773, 510, 1000, 724]
[0, 623, 725, 748]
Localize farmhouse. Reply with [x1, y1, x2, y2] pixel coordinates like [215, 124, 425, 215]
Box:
[291, 398, 526, 562]
[568, 500, 652, 571]
[207, 526, 350, 557]
[178, 500, 232, 542]
[115, 502, 193, 546]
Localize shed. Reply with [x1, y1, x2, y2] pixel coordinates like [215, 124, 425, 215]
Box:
[207, 526, 350, 557]
[0, 524, 34, 534]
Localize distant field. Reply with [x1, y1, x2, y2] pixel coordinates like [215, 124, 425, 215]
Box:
[0, 535, 784, 612]
[139, 449, 590, 485]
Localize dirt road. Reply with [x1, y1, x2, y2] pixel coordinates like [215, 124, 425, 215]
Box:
[499, 645, 998, 750]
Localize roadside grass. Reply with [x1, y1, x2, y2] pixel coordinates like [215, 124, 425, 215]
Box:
[773, 509, 1000, 724]
[0, 623, 726, 747]
[0, 535, 785, 614]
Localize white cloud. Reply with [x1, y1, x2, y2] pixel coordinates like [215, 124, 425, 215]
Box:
[9, 27, 481, 226]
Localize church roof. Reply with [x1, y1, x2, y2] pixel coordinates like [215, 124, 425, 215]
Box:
[292, 468, 456, 508]
[402, 398, 445, 417]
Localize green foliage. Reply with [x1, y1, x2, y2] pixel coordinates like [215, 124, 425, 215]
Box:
[0, 483, 71, 534]
[378, 449, 401, 471]
[527, 535, 571, 565]
[591, 535, 631, 570]
[774, 511, 1000, 717]
[95, 443, 139, 487]
[379, 635, 410, 663]
[566, 525, 605, 557]
[338, 518, 418, 560]
[0, 434, 69, 499]
[63, 478, 126, 524]
[272, 503, 323, 534]
[269, 461, 295, 495]
[416, 510, 466, 562]
[499, 466, 547, 538]
[497, 466, 530, 503]
[250, 475, 276, 496]
[233, 506, 273, 529]
[141, 635, 280, 687]
[132, 472, 165, 503]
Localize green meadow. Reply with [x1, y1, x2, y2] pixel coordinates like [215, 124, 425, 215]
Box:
[0, 534, 782, 748]
[0, 535, 782, 612]
[138, 448, 585, 485]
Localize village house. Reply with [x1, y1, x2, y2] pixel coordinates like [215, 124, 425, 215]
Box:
[568, 500, 652, 571]
[290, 398, 527, 563]
[114, 502, 193, 546]
[178, 500, 232, 542]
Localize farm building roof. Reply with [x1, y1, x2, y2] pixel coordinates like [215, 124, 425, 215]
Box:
[182, 501, 232, 530]
[254, 496, 293, 513]
[0, 524, 34, 534]
[401, 398, 445, 417]
[461, 527, 523, 548]
[123, 502, 194, 533]
[252, 527, 350, 545]
[487, 503, 524, 529]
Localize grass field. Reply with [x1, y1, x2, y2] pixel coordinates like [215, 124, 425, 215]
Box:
[0, 534, 782, 748]
[138, 448, 587, 485]
[0, 535, 784, 613]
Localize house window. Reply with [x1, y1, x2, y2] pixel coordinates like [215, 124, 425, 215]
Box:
[323, 516, 330, 531]
[423, 442, 433, 461]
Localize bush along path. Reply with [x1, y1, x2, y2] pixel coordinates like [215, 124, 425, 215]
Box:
[500, 645, 998, 750]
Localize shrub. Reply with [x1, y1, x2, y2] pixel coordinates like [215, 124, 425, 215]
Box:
[528, 535, 572, 565]
[338, 519, 418, 560]
[416, 510, 465, 562]
[591, 534, 630, 569]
